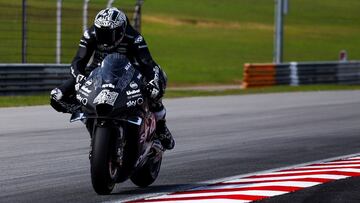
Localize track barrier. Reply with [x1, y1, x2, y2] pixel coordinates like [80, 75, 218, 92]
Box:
[0, 64, 69, 95]
[243, 61, 360, 88]
[1, 61, 360, 95]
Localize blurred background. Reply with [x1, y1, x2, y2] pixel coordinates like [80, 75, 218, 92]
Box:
[0, 0, 359, 86]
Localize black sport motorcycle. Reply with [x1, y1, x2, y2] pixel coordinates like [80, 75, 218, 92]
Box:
[70, 53, 164, 195]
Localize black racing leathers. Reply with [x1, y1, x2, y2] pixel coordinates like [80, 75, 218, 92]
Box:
[59, 23, 166, 97]
[52, 22, 173, 150]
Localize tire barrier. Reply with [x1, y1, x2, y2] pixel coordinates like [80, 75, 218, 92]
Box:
[243, 61, 360, 88]
[0, 64, 70, 95]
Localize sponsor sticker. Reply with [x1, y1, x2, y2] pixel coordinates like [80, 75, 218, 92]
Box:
[137, 73, 142, 79]
[76, 94, 82, 101]
[102, 84, 115, 89]
[85, 79, 93, 86]
[81, 86, 91, 94]
[93, 89, 119, 106]
[137, 98, 144, 105]
[124, 62, 132, 70]
[76, 94, 88, 105]
[127, 93, 142, 99]
[79, 90, 89, 97]
[126, 97, 143, 108]
[134, 35, 143, 44]
[126, 89, 140, 96]
[126, 100, 137, 107]
[83, 30, 90, 39]
[130, 81, 138, 89]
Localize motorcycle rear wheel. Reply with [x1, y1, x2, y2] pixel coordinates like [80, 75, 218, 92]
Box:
[130, 154, 162, 187]
[91, 127, 118, 195]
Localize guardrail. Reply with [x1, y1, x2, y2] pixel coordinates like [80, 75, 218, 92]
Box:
[243, 61, 360, 88]
[1, 62, 360, 95]
[0, 64, 70, 95]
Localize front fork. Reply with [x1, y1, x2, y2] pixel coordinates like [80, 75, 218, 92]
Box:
[87, 116, 163, 166]
[87, 119, 122, 162]
[115, 126, 124, 166]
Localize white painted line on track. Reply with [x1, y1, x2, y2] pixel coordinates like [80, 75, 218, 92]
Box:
[224, 174, 349, 183]
[146, 190, 287, 200]
[317, 160, 360, 164]
[198, 181, 322, 191]
[250, 168, 360, 176]
[346, 157, 360, 160]
[291, 164, 360, 169]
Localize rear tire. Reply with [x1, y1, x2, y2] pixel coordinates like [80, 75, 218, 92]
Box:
[131, 154, 162, 187]
[90, 127, 117, 195]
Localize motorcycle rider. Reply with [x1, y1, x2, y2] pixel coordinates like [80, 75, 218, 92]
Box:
[50, 7, 174, 150]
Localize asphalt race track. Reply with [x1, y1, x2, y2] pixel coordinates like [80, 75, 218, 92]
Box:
[1, 91, 360, 202]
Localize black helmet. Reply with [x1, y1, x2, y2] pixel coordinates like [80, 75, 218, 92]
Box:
[94, 7, 127, 47]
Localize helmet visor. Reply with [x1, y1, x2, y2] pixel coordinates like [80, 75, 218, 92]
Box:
[95, 26, 125, 46]
[95, 27, 117, 45]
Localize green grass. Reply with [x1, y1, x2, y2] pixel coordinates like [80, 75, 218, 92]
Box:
[0, 94, 50, 107]
[143, 0, 360, 85]
[1, 85, 360, 107]
[140, 0, 360, 85]
[0, 0, 360, 85]
[143, 0, 274, 24]
[142, 22, 272, 85]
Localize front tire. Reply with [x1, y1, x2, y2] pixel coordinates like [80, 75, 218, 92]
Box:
[90, 127, 117, 195]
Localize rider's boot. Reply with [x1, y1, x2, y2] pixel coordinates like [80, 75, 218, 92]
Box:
[156, 119, 175, 150]
[152, 100, 175, 150]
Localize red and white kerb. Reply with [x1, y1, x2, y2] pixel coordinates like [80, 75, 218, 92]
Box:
[128, 156, 360, 203]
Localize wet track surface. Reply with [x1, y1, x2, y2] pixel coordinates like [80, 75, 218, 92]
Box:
[0, 91, 360, 202]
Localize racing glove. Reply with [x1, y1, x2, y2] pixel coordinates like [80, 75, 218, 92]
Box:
[75, 74, 86, 91]
[50, 88, 63, 101]
[50, 88, 68, 113]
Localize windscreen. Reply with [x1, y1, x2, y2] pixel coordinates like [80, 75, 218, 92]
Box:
[94, 53, 136, 90]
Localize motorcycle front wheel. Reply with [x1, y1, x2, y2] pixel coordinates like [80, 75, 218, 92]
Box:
[90, 127, 118, 195]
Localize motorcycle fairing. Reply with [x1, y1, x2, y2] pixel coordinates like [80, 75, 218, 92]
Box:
[75, 55, 147, 119]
